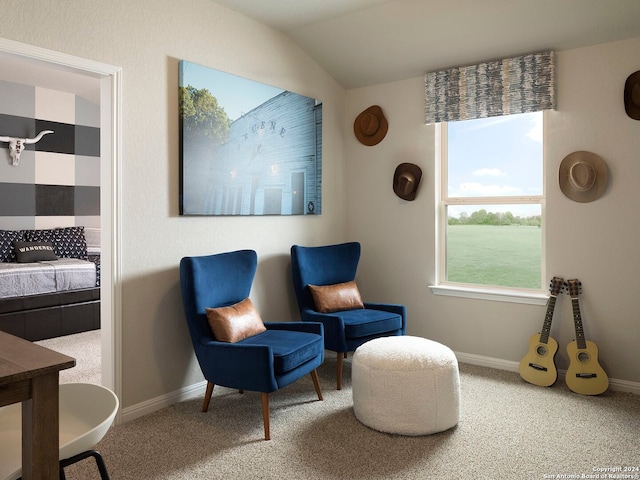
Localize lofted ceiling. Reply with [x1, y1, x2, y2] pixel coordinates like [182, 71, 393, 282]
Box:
[3, 1, 640, 99]
[213, 0, 640, 89]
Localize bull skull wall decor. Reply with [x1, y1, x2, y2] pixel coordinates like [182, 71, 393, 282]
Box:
[0, 130, 54, 166]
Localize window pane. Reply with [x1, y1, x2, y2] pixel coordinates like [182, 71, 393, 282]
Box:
[447, 112, 543, 198]
[446, 204, 542, 289]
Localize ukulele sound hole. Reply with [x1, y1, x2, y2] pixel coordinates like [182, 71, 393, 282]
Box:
[536, 345, 548, 356]
[577, 352, 590, 363]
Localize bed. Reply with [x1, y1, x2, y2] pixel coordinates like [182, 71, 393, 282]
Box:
[0, 226, 100, 341]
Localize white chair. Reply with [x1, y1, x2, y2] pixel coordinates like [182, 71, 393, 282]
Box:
[0, 383, 119, 480]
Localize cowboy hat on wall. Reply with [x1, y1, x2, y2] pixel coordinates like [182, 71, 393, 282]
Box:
[624, 70, 640, 120]
[559, 151, 609, 203]
[354, 105, 388, 146]
[393, 163, 422, 201]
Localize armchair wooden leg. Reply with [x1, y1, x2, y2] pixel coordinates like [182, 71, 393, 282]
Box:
[337, 352, 343, 390]
[310, 370, 323, 401]
[261, 393, 270, 441]
[202, 382, 214, 412]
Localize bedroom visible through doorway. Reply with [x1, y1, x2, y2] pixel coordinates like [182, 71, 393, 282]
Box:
[0, 37, 122, 405]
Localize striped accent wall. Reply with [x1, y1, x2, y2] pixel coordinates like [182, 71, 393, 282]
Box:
[0, 79, 100, 230]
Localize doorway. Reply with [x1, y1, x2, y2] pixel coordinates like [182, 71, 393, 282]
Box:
[0, 38, 122, 406]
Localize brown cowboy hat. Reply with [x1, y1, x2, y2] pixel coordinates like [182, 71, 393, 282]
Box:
[393, 163, 422, 201]
[354, 105, 388, 146]
[624, 70, 640, 120]
[559, 151, 608, 203]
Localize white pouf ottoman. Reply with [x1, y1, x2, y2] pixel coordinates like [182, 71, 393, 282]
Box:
[352, 336, 460, 436]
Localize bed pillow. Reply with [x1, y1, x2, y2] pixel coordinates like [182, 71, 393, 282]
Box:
[25, 226, 88, 260]
[308, 281, 365, 313]
[13, 241, 58, 263]
[205, 298, 267, 343]
[0, 230, 25, 262]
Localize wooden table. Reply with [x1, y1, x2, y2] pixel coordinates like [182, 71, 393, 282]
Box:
[0, 331, 75, 479]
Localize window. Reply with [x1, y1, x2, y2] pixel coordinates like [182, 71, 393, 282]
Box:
[437, 111, 544, 294]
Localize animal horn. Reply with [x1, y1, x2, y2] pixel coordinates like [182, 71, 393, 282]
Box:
[0, 135, 11, 143]
[25, 130, 54, 144]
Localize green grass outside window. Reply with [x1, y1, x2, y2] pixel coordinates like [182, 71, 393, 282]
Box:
[446, 225, 541, 289]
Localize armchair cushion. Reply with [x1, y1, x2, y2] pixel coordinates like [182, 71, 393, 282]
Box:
[205, 297, 266, 343]
[242, 328, 324, 374]
[308, 281, 364, 313]
[339, 308, 404, 339]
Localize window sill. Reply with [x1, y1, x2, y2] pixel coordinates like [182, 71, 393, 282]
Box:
[429, 284, 547, 305]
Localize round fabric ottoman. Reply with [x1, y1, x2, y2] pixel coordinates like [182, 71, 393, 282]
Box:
[352, 336, 460, 436]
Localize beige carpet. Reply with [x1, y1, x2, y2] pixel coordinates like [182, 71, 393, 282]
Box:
[35, 329, 102, 385]
[47, 341, 640, 480]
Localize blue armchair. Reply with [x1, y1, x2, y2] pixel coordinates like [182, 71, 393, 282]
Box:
[290, 242, 406, 389]
[179, 250, 324, 441]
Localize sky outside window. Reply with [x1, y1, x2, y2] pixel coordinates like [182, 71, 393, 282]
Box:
[447, 111, 543, 218]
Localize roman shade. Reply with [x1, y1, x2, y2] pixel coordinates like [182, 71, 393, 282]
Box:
[425, 50, 556, 124]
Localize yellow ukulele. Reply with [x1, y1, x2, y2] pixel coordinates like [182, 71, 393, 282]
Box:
[565, 279, 609, 395]
[518, 277, 563, 387]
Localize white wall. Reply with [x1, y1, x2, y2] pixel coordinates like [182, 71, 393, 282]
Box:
[1, 0, 638, 416]
[346, 37, 640, 386]
[0, 0, 347, 409]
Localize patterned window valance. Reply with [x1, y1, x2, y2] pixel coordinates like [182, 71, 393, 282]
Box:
[424, 50, 556, 124]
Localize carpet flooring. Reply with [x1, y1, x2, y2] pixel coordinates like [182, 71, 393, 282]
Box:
[35, 329, 102, 385]
[40, 333, 640, 480]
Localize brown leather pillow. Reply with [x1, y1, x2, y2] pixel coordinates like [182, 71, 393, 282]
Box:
[205, 298, 266, 343]
[308, 281, 365, 313]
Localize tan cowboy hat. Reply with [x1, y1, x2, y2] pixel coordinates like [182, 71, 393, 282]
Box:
[393, 163, 422, 201]
[624, 70, 640, 120]
[354, 105, 388, 146]
[559, 151, 608, 203]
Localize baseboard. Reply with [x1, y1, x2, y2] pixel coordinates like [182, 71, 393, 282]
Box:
[454, 351, 520, 372]
[120, 353, 639, 423]
[121, 380, 207, 423]
[454, 351, 640, 395]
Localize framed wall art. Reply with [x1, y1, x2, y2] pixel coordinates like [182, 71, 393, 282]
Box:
[179, 60, 322, 216]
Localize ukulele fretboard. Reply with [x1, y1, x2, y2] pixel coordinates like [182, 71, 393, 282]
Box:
[539, 295, 557, 344]
[571, 298, 587, 350]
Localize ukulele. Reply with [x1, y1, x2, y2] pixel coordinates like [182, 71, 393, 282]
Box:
[565, 279, 609, 395]
[518, 276, 563, 386]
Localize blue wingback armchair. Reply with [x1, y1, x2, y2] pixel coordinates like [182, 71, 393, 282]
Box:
[179, 250, 324, 440]
[290, 242, 406, 389]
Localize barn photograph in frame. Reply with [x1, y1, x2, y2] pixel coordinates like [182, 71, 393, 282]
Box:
[179, 60, 322, 216]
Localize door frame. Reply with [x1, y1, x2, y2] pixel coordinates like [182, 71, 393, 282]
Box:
[0, 37, 123, 420]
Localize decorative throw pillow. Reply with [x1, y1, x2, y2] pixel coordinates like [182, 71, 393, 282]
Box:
[13, 241, 58, 263]
[205, 298, 267, 343]
[25, 226, 88, 260]
[308, 281, 365, 313]
[0, 230, 25, 262]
